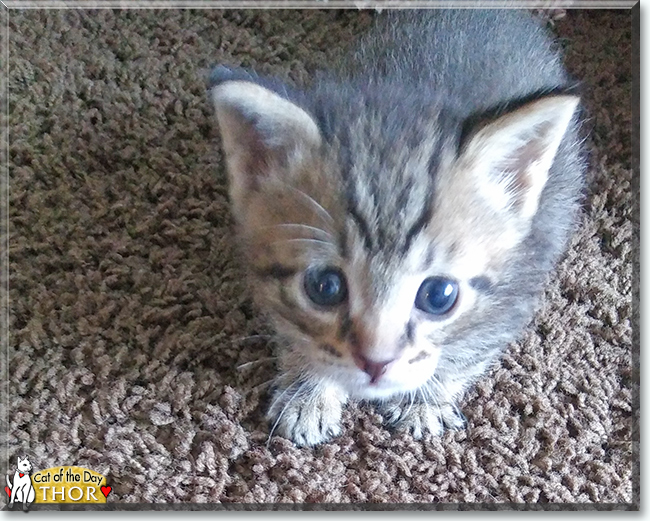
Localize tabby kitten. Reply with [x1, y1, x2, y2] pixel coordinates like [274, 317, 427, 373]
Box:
[210, 9, 584, 446]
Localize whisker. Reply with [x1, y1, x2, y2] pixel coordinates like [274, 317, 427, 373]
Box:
[242, 378, 275, 395]
[236, 357, 277, 370]
[415, 387, 425, 410]
[404, 390, 416, 419]
[270, 238, 336, 249]
[430, 375, 452, 402]
[266, 379, 306, 447]
[266, 381, 296, 421]
[231, 334, 274, 344]
[275, 238, 331, 245]
[417, 387, 436, 428]
[423, 383, 444, 429]
[248, 223, 334, 240]
[281, 184, 335, 227]
[433, 376, 464, 421]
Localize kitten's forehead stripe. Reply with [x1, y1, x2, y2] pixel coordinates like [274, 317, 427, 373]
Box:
[447, 241, 461, 258]
[337, 226, 349, 259]
[395, 177, 415, 210]
[318, 100, 457, 267]
[402, 200, 433, 256]
[346, 198, 375, 253]
[422, 245, 436, 269]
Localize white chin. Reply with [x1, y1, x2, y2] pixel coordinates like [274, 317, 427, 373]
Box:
[352, 375, 429, 400]
[315, 354, 439, 400]
[327, 366, 434, 400]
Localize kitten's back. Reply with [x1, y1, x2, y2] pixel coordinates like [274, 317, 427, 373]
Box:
[346, 9, 570, 115]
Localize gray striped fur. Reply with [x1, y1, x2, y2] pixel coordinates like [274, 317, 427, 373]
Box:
[210, 9, 585, 446]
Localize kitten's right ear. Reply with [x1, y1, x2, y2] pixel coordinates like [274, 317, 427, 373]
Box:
[457, 94, 579, 223]
[211, 79, 322, 203]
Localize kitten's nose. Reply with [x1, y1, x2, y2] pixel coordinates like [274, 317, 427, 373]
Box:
[353, 354, 394, 384]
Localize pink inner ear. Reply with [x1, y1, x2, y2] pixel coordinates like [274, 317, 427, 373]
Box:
[228, 117, 273, 191]
[488, 119, 556, 214]
[502, 137, 547, 200]
[213, 81, 323, 196]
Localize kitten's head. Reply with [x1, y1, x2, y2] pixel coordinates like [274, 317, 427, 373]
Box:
[211, 74, 579, 400]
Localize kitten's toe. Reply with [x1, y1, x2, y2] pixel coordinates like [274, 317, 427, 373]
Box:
[279, 402, 343, 447]
[379, 402, 405, 425]
[440, 404, 467, 431]
[394, 402, 445, 439]
[380, 401, 467, 438]
[267, 383, 347, 447]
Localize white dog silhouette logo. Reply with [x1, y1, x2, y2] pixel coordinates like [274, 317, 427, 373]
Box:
[5, 455, 36, 511]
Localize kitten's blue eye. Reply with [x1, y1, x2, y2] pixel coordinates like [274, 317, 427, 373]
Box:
[304, 267, 348, 307]
[415, 277, 459, 315]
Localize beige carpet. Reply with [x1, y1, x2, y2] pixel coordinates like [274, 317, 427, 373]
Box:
[3, 7, 637, 507]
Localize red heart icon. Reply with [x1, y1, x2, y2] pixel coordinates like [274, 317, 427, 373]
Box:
[4, 486, 10, 497]
[100, 486, 112, 498]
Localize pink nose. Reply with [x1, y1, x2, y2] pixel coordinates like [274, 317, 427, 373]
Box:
[353, 354, 394, 384]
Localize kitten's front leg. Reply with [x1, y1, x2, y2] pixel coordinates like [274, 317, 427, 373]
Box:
[266, 378, 348, 447]
[379, 396, 467, 439]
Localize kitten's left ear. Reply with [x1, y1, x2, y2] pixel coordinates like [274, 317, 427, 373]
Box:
[211, 79, 321, 205]
[459, 95, 579, 222]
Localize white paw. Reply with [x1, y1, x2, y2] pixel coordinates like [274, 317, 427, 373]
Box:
[267, 382, 347, 447]
[380, 400, 467, 439]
